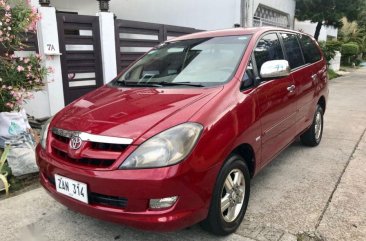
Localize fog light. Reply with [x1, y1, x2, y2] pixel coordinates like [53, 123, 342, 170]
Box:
[149, 196, 178, 209]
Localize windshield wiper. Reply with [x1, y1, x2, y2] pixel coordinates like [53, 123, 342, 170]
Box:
[116, 80, 163, 87]
[156, 81, 205, 87]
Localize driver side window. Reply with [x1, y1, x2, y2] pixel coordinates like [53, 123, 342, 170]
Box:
[254, 33, 284, 74]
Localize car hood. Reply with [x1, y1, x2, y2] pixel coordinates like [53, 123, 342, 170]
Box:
[53, 85, 222, 143]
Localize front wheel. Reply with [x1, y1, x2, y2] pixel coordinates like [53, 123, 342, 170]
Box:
[300, 104, 324, 146]
[201, 154, 250, 235]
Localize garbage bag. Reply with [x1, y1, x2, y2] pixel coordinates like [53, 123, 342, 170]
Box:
[0, 109, 31, 138]
[5, 133, 38, 177]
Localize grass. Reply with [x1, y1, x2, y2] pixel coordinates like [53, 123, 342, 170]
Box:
[328, 69, 340, 80]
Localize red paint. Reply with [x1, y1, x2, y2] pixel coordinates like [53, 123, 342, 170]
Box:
[36, 27, 328, 231]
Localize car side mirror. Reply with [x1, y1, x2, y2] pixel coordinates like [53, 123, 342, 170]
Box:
[260, 60, 290, 79]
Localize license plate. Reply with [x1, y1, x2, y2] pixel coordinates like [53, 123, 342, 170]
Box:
[55, 174, 88, 204]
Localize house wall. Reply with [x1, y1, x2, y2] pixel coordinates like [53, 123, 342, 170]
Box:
[51, 0, 242, 30]
[294, 20, 338, 41]
[243, 0, 296, 28]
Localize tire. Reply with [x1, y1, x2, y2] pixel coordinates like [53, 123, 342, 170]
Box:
[201, 154, 250, 236]
[300, 105, 324, 147]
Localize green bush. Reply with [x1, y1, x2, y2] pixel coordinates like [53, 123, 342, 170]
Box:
[341, 42, 359, 56]
[319, 41, 342, 64]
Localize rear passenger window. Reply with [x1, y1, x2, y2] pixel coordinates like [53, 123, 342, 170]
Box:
[281, 33, 305, 69]
[298, 35, 322, 63]
[254, 33, 284, 74]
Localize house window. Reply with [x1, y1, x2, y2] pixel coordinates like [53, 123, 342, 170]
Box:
[253, 5, 289, 29]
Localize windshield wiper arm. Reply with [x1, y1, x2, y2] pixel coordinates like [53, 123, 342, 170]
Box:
[157, 81, 205, 87]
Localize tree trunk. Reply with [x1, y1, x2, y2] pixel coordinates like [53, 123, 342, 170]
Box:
[314, 21, 323, 41]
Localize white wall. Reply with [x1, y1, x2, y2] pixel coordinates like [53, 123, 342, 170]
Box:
[329, 51, 341, 71]
[51, 0, 99, 15]
[52, 0, 242, 30]
[294, 20, 338, 41]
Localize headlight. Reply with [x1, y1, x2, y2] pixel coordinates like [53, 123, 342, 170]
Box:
[120, 122, 203, 169]
[40, 117, 53, 149]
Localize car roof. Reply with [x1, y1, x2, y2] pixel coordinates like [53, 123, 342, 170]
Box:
[169, 27, 310, 41]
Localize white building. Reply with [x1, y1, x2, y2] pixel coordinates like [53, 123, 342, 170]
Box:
[51, 0, 296, 31]
[26, 0, 297, 118]
[294, 20, 338, 41]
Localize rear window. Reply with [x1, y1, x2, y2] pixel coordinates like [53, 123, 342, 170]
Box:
[298, 35, 322, 64]
[281, 33, 305, 69]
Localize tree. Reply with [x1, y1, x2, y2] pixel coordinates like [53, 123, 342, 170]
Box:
[0, 0, 48, 112]
[295, 0, 366, 40]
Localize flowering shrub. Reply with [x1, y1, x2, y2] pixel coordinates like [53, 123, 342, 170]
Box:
[0, 0, 48, 112]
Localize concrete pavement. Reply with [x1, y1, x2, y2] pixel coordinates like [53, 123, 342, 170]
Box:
[1, 68, 366, 241]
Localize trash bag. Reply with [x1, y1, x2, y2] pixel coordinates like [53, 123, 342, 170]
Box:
[0, 109, 31, 138]
[3, 132, 38, 177]
[0, 109, 38, 176]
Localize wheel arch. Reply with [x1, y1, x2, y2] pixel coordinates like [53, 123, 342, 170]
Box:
[318, 96, 326, 113]
[231, 144, 256, 178]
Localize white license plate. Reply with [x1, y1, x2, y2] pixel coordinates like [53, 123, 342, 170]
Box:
[55, 174, 88, 204]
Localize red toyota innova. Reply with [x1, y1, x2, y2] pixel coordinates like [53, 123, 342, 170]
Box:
[36, 27, 328, 235]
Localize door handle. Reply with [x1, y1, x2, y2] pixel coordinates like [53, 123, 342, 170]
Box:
[312, 74, 319, 83]
[287, 85, 296, 93]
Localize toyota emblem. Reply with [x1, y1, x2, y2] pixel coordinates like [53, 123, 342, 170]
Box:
[70, 136, 83, 150]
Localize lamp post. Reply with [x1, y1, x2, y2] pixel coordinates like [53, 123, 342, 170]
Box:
[39, 0, 51, 7]
[97, 0, 110, 12]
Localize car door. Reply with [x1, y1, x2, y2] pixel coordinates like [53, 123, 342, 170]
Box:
[296, 34, 324, 131]
[253, 33, 298, 166]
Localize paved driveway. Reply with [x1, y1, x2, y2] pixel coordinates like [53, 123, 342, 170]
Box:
[1, 68, 366, 241]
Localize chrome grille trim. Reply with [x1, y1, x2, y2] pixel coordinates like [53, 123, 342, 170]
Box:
[52, 128, 133, 145]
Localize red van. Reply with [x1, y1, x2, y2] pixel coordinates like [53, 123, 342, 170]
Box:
[36, 27, 328, 235]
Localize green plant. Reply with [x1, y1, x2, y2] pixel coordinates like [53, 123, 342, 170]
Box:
[319, 41, 342, 63]
[327, 69, 340, 80]
[341, 42, 360, 65]
[0, 146, 10, 196]
[341, 42, 360, 55]
[0, 0, 49, 112]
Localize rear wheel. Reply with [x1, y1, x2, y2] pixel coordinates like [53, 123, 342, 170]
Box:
[300, 105, 324, 146]
[201, 154, 250, 235]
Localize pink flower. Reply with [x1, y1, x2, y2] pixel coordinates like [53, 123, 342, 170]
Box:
[47, 66, 55, 73]
[5, 5, 10, 11]
[17, 66, 25, 72]
[24, 58, 30, 63]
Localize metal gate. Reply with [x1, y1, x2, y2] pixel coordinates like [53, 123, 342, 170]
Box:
[115, 19, 201, 72]
[57, 13, 104, 105]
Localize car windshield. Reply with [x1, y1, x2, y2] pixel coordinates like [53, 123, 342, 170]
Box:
[111, 35, 251, 88]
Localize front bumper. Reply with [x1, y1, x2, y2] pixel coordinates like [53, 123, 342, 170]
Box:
[36, 145, 215, 231]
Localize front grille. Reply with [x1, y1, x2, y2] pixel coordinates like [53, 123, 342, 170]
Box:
[46, 175, 128, 208]
[52, 148, 115, 168]
[90, 142, 126, 152]
[89, 193, 128, 208]
[53, 133, 127, 152]
[53, 133, 70, 144]
[50, 129, 130, 169]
